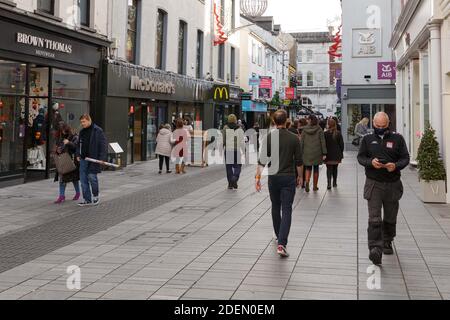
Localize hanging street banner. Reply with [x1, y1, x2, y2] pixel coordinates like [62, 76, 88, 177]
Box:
[259, 76, 273, 99]
[285, 87, 296, 100]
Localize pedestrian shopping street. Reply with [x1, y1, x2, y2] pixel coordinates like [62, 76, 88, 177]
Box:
[0, 152, 449, 300]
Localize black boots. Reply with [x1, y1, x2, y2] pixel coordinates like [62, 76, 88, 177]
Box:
[369, 247, 383, 266]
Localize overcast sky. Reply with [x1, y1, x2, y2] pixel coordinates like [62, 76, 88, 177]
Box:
[265, 0, 342, 32]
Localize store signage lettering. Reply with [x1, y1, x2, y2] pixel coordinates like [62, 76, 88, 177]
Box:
[130, 76, 176, 94]
[16, 32, 73, 55]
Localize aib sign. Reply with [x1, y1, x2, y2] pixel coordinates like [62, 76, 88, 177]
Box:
[378, 62, 396, 80]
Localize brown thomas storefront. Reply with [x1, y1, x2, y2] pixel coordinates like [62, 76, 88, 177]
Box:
[0, 8, 109, 186]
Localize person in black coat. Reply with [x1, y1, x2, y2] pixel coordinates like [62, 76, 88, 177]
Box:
[324, 118, 345, 189]
[76, 114, 107, 206]
[54, 123, 80, 204]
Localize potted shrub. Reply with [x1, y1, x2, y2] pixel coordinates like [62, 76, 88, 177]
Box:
[416, 126, 447, 203]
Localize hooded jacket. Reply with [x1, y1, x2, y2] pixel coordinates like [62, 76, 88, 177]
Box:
[155, 128, 173, 157]
[301, 125, 327, 166]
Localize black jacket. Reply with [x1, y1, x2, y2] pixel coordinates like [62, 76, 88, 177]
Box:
[357, 131, 410, 182]
[76, 124, 107, 174]
[324, 130, 344, 162]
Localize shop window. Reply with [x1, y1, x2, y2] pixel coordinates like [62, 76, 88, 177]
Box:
[0, 96, 26, 174]
[53, 69, 90, 101]
[37, 0, 55, 15]
[0, 60, 26, 95]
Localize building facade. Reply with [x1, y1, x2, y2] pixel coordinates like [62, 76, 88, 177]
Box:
[291, 31, 341, 118]
[390, 0, 450, 203]
[341, 0, 399, 144]
[103, 0, 241, 165]
[239, 15, 289, 127]
[0, 0, 109, 185]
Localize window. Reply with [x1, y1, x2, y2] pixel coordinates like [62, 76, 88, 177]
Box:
[302, 97, 313, 107]
[258, 46, 263, 66]
[126, 0, 139, 64]
[218, 44, 225, 80]
[37, 0, 54, 14]
[196, 30, 204, 79]
[297, 72, 303, 87]
[266, 54, 270, 71]
[307, 50, 313, 62]
[78, 0, 90, 27]
[178, 21, 187, 75]
[156, 9, 167, 70]
[298, 50, 303, 63]
[220, 0, 225, 24]
[252, 43, 257, 64]
[230, 47, 236, 83]
[307, 71, 314, 87]
[231, 0, 236, 30]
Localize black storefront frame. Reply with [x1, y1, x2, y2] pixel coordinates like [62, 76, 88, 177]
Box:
[0, 9, 109, 184]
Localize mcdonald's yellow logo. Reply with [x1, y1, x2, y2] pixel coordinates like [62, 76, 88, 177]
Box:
[213, 86, 229, 101]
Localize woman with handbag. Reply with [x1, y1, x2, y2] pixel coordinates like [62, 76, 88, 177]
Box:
[54, 123, 81, 204]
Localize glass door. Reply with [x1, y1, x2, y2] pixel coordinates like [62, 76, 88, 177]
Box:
[133, 103, 143, 162]
[146, 105, 157, 160]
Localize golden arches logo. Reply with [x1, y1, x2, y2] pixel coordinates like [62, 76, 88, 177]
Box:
[214, 86, 229, 100]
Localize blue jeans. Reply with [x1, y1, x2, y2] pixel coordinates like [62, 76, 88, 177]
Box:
[79, 159, 99, 203]
[225, 150, 242, 185]
[59, 181, 80, 197]
[268, 176, 297, 246]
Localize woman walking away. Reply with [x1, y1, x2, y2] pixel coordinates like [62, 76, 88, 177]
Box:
[155, 124, 173, 174]
[172, 119, 189, 174]
[54, 123, 80, 204]
[324, 118, 345, 190]
[301, 115, 327, 192]
[354, 117, 369, 145]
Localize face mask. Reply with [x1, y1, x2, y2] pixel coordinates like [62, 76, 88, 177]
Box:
[374, 127, 389, 136]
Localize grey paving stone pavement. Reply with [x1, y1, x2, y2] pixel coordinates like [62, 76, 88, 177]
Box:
[0, 153, 449, 300]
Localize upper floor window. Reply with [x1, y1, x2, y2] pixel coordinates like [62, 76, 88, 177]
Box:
[78, 0, 90, 27]
[252, 43, 257, 64]
[306, 50, 313, 62]
[258, 46, 263, 66]
[196, 30, 204, 79]
[156, 9, 167, 70]
[218, 44, 225, 80]
[307, 71, 314, 87]
[297, 72, 303, 86]
[37, 0, 55, 15]
[230, 47, 236, 83]
[298, 50, 303, 63]
[126, 0, 139, 64]
[178, 21, 188, 75]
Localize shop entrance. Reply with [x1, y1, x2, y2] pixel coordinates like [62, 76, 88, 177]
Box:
[347, 103, 396, 141]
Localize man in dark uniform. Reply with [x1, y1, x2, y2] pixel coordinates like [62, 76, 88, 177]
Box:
[357, 112, 410, 266]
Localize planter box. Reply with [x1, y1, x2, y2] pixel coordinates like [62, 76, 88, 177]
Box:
[420, 180, 447, 204]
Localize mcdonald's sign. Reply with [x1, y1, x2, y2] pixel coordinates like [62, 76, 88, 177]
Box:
[212, 85, 230, 102]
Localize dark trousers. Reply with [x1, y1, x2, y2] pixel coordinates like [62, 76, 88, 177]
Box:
[326, 165, 339, 185]
[269, 176, 297, 247]
[364, 178, 404, 250]
[225, 150, 242, 185]
[159, 155, 170, 171]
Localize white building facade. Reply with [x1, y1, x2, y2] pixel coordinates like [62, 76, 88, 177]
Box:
[390, 0, 450, 203]
[341, 0, 399, 144]
[292, 32, 341, 118]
